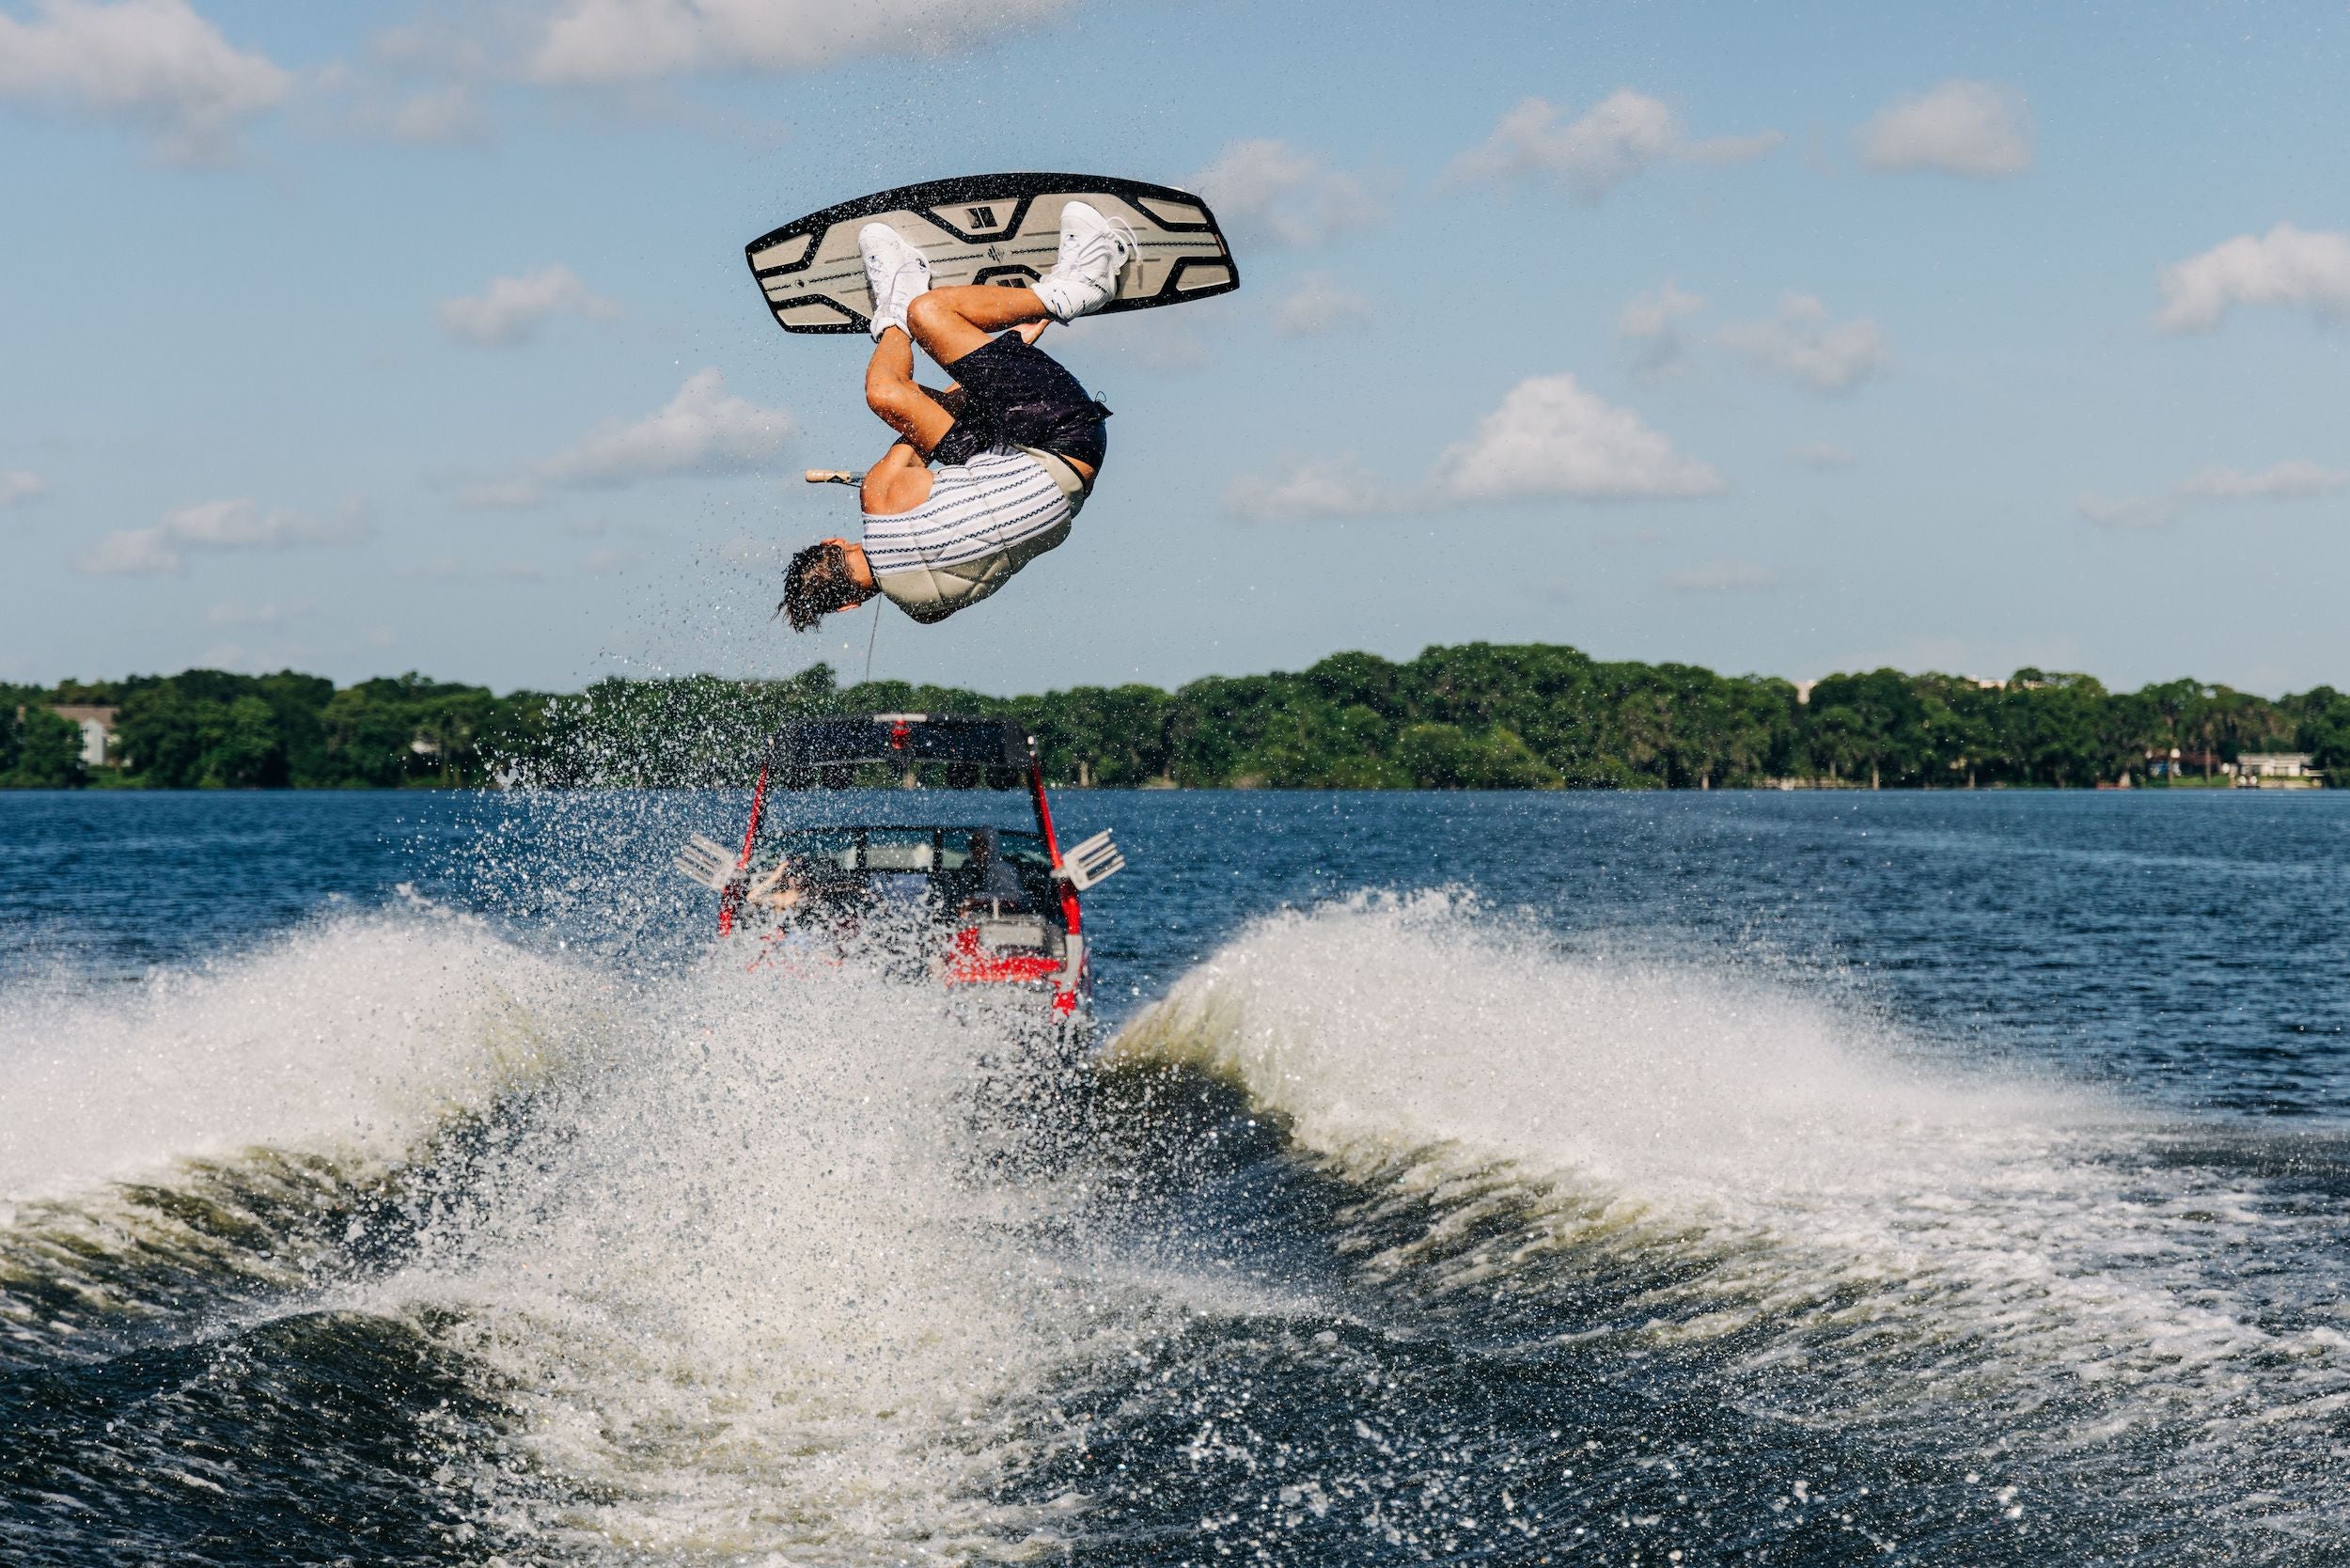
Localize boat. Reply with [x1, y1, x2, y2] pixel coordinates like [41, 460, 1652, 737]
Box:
[672, 713, 1123, 1018]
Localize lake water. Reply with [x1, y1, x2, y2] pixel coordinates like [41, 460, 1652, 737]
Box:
[3, 788, 2346, 1564]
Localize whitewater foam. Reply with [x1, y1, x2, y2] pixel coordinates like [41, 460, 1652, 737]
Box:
[0, 904, 591, 1203]
[364, 949, 1162, 1560]
[12, 883, 2346, 1559]
[0, 905, 1163, 1560]
[1107, 892, 2350, 1503]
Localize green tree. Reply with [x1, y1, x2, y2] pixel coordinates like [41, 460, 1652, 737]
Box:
[115, 671, 289, 788]
[3, 705, 86, 787]
[2291, 686, 2350, 781]
[17, 646, 2350, 793]
[1997, 671, 2109, 786]
[1393, 722, 1559, 789]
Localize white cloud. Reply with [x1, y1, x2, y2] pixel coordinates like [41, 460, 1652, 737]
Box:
[1619, 282, 1705, 340]
[365, 20, 495, 80]
[438, 264, 619, 346]
[545, 367, 791, 482]
[1718, 293, 1888, 392]
[81, 530, 180, 575]
[2154, 224, 2350, 333]
[2085, 459, 2350, 528]
[0, 0, 290, 164]
[475, 368, 791, 503]
[1433, 373, 1724, 502]
[352, 82, 488, 144]
[1449, 90, 1779, 201]
[525, 0, 1068, 85]
[80, 498, 371, 575]
[1222, 456, 1391, 523]
[1273, 274, 1374, 337]
[0, 470, 46, 508]
[1617, 281, 1706, 377]
[326, 21, 499, 142]
[1857, 80, 2033, 179]
[1221, 375, 1721, 521]
[1185, 138, 1381, 247]
[2175, 461, 2350, 499]
[1790, 443, 1856, 469]
[1668, 558, 1780, 593]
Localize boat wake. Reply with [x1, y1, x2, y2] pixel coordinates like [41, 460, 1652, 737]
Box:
[1, 906, 1157, 1563]
[1106, 891, 2350, 1554]
[5, 891, 2347, 1563]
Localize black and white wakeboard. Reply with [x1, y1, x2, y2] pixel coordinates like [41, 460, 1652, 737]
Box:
[744, 172, 1239, 336]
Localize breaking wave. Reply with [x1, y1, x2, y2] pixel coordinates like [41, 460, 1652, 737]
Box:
[1, 907, 1156, 1563]
[0, 901, 580, 1204]
[8, 888, 2348, 1562]
[1108, 892, 2350, 1539]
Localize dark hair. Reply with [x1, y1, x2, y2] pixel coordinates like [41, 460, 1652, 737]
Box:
[780, 541, 865, 632]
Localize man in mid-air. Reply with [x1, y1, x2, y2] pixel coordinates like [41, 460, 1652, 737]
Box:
[780, 201, 1135, 631]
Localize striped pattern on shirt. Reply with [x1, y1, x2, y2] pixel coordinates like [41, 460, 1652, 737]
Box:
[861, 449, 1071, 576]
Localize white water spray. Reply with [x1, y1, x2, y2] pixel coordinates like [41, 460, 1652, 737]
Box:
[1110, 892, 2350, 1481]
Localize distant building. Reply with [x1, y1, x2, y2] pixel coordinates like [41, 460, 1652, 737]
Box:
[51, 704, 118, 768]
[2232, 752, 2324, 790]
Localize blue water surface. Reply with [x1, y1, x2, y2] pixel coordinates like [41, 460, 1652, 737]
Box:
[6, 787, 2344, 1118]
[7, 786, 2350, 1568]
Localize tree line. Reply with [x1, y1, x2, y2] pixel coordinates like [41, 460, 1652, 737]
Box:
[2, 671, 540, 791]
[8, 646, 2349, 791]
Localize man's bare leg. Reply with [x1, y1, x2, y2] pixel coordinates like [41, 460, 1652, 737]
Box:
[862, 326, 956, 452]
[862, 285, 1099, 515]
[902, 290, 1099, 481]
[856, 310, 1058, 511]
[904, 284, 1054, 367]
[856, 328, 952, 515]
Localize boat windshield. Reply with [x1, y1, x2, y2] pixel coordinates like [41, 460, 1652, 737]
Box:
[754, 826, 1058, 917]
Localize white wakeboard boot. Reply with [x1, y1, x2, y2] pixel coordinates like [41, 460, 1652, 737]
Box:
[859, 222, 932, 339]
[1031, 200, 1136, 324]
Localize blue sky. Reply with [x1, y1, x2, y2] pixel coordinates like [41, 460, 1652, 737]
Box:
[3, 0, 2347, 698]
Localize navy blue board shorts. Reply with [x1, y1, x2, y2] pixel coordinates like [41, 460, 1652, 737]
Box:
[929, 332, 1111, 472]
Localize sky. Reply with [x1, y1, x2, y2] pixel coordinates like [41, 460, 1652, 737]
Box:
[3, 0, 2348, 698]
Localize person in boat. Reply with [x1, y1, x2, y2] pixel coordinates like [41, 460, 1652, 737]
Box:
[957, 828, 1032, 916]
[746, 859, 807, 915]
[779, 201, 1135, 631]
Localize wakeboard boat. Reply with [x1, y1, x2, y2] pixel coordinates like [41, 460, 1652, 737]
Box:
[672, 713, 1123, 1017]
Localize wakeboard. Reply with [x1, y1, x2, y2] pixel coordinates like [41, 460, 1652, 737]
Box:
[744, 172, 1239, 336]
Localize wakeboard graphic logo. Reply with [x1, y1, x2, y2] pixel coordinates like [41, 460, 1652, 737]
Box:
[966, 205, 999, 228]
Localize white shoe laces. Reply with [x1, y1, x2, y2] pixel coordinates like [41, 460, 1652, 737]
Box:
[1054, 215, 1136, 288]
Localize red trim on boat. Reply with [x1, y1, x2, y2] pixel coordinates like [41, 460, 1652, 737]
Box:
[718, 763, 770, 935]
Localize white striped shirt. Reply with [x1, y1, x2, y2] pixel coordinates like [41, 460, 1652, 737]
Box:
[862, 449, 1078, 622]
